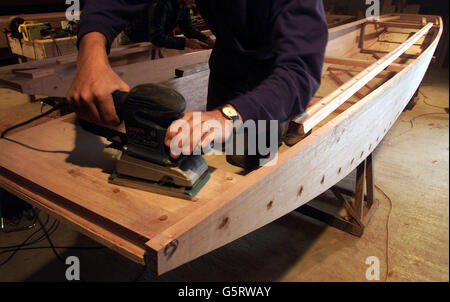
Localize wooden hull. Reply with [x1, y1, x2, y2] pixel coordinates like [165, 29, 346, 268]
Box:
[152, 16, 443, 273]
[0, 14, 443, 275]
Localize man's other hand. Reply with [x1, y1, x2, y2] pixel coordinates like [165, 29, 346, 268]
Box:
[66, 32, 130, 127]
[205, 37, 215, 49]
[164, 110, 234, 159]
[185, 38, 209, 49]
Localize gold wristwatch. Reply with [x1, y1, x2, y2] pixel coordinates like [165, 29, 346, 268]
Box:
[221, 105, 240, 123]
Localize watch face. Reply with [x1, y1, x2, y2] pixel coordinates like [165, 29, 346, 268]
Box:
[222, 107, 237, 118]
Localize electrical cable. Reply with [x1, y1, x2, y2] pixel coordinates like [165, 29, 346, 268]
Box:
[418, 90, 448, 111]
[0, 212, 52, 267]
[386, 112, 448, 144]
[0, 216, 58, 249]
[37, 215, 65, 264]
[0, 215, 105, 268]
[0, 103, 66, 139]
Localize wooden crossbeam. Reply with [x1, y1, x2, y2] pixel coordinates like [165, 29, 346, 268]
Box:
[360, 49, 419, 59]
[324, 56, 406, 72]
[294, 23, 433, 134]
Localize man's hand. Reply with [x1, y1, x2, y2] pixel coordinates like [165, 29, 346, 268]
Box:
[205, 37, 215, 49]
[185, 38, 209, 49]
[66, 32, 130, 127]
[164, 110, 235, 159]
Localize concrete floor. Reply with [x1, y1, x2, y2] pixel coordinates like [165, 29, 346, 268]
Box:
[0, 67, 448, 282]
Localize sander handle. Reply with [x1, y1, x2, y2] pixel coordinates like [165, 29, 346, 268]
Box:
[112, 90, 129, 121]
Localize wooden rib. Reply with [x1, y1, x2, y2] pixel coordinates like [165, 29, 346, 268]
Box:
[360, 49, 419, 59]
[359, 23, 366, 49]
[295, 22, 433, 134]
[328, 70, 366, 99]
[367, 21, 437, 29]
[324, 56, 406, 72]
[328, 66, 395, 79]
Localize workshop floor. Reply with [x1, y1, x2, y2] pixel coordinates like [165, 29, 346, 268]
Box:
[0, 67, 448, 282]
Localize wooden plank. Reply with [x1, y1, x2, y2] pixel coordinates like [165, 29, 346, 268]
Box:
[175, 62, 209, 78]
[360, 48, 419, 59]
[367, 21, 438, 29]
[354, 160, 365, 219]
[328, 66, 396, 79]
[324, 56, 406, 72]
[0, 49, 212, 97]
[326, 14, 356, 28]
[359, 23, 366, 49]
[328, 69, 366, 99]
[0, 113, 243, 244]
[11, 68, 55, 79]
[296, 23, 433, 134]
[163, 70, 210, 112]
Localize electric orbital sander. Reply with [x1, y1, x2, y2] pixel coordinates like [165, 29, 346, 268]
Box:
[103, 84, 210, 199]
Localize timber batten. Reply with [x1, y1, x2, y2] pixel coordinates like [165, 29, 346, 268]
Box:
[0, 14, 443, 274]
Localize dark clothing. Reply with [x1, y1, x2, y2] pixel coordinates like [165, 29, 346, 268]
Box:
[124, 0, 208, 49]
[78, 0, 328, 123]
[123, 8, 149, 44]
[148, 0, 208, 49]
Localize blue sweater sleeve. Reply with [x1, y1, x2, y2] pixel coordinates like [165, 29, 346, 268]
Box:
[78, 0, 150, 53]
[228, 0, 328, 123]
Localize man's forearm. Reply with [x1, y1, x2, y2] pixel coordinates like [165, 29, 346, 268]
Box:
[77, 32, 109, 69]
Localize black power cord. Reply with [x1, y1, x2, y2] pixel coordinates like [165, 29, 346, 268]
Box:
[0, 213, 52, 267]
[0, 212, 105, 268]
[36, 215, 65, 264]
[0, 103, 67, 139]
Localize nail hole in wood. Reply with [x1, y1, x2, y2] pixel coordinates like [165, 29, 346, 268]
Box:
[159, 215, 168, 221]
[321, 175, 325, 184]
[360, 151, 364, 158]
[298, 186, 304, 197]
[219, 217, 229, 229]
[338, 168, 342, 174]
[351, 158, 355, 165]
[267, 201, 273, 210]
[113, 188, 120, 194]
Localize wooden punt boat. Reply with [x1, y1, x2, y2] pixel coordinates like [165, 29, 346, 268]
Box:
[0, 14, 443, 275]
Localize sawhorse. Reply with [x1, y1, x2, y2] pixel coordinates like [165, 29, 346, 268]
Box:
[297, 153, 379, 237]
